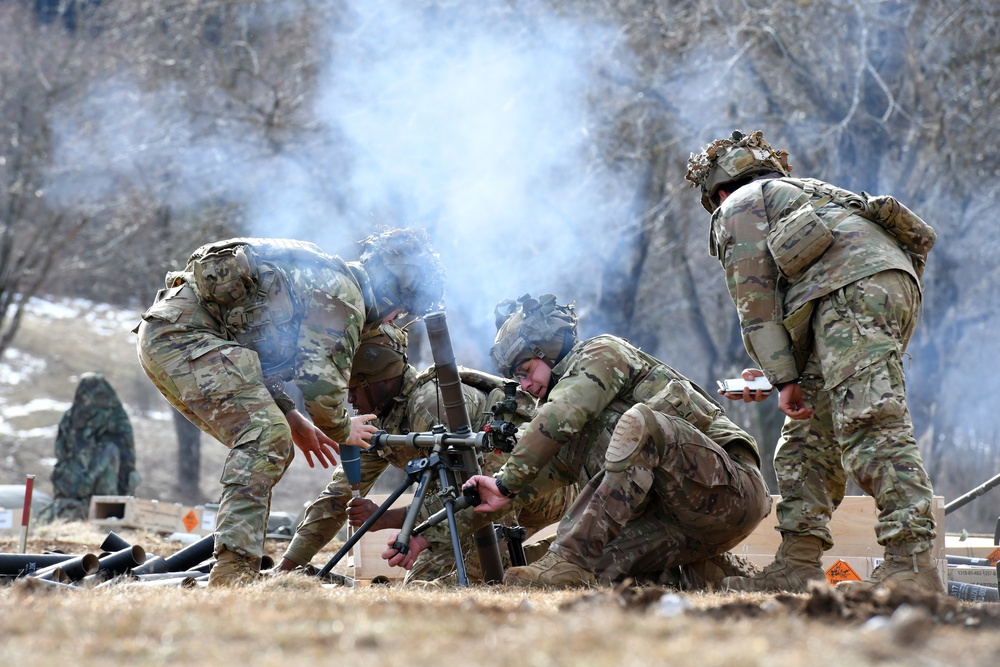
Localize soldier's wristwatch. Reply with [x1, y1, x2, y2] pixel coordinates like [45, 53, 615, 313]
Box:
[493, 477, 517, 499]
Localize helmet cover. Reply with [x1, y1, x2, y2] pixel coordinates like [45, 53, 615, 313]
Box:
[358, 227, 446, 318]
[489, 293, 578, 378]
[685, 130, 791, 213]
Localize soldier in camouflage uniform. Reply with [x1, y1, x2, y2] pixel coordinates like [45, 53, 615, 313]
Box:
[685, 130, 942, 593]
[134, 228, 445, 587]
[39, 373, 141, 522]
[278, 323, 576, 584]
[390, 294, 771, 588]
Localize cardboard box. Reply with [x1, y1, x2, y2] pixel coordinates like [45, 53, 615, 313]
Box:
[945, 534, 1000, 562]
[89, 495, 184, 534]
[732, 495, 947, 584]
[948, 565, 999, 589]
[349, 493, 414, 585]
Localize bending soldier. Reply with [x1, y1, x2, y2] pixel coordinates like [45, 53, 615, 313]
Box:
[279, 323, 577, 584]
[686, 130, 942, 593]
[135, 228, 444, 587]
[389, 294, 771, 589]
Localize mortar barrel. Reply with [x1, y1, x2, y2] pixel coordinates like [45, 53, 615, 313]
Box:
[99, 531, 132, 554]
[163, 534, 215, 572]
[30, 553, 100, 582]
[0, 553, 77, 576]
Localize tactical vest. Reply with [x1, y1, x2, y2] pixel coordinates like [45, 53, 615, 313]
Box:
[779, 178, 936, 278]
[185, 238, 350, 378]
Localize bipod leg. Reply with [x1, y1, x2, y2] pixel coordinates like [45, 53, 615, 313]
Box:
[315, 478, 413, 580]
[497, 525, 527, 567]
[435, 465, 470, 587]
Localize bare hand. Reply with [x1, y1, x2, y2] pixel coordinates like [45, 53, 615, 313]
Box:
[286, 409, 339, 468]
[347, 413, 379, 448]
[718, 368, 772, 403]
[463, 475, 514, 513]
[778, 382, 813, 420]
[381, 532, 430, 570]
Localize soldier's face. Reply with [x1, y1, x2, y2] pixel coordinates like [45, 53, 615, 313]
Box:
[348, 377, 399, 415]
[514, 358, 551, 400]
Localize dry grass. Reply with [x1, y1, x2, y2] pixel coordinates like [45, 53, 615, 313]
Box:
[3, 525, 1000, 667]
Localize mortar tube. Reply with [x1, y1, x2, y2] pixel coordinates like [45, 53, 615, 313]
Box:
[162, 533, 215, 572]
[948, 581, 999, 602]
[424, 311, 505, 584]
[127, 575, 200, 589]
[30, 553, 100, 582]
[14, 576, 81, 593]
[79, 545, 147, 586]
[130, 555, 170, 576]
[99, 531, 132, 553]
[0, 553, 77, 577]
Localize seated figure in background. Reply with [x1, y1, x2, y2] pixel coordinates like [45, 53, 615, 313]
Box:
[40, 372, 141, 522]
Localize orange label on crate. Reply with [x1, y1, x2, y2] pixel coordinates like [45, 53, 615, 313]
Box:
[987, 548, 1000, 566]
[825, 559, 863, 584]
[182, 510, 200, 532]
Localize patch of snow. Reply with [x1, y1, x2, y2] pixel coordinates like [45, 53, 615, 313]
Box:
[0, 349, 47, 386]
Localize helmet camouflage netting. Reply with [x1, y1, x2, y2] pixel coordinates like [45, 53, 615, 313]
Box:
[685, 130, 791, 213]
[358, 227, 446, 317]
[489, 293, 578, 378]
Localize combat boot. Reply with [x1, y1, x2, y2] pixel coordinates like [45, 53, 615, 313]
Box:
[681, 551, 761, 590]
[503, 550, 596, 589]
[208, 548, 260, 588]
[522, 536, 555, 565]
[836, 546, 944, 594]
[722, 534, 826, 593]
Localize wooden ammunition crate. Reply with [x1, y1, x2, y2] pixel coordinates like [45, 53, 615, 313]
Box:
[89, 495, 185, 534]
[733, 495, 947, 584]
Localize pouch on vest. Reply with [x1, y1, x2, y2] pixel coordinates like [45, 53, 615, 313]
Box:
[767, 202, 834, 277]
[190, 246, 256, 307]
[862, 194, 936, 278]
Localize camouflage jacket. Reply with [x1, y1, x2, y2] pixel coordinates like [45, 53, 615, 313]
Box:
[710, 177, 917, 384]
[175, 238, 367, 443]
[497, 334, 757, 495]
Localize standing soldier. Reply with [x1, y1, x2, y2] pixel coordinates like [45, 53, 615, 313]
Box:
[390, 294, 771, 588]
[278, 323, 577, 584]
[685, 130, 942, 593]
[135, 228, 445, 587]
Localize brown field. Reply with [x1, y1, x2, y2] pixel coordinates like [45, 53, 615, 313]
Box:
[2, 522, 1000, 667]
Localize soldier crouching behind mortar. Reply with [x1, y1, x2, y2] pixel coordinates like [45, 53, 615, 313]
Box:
[686, 130, 942, 594]
[277, 322, 578, 584]
[384, 294, 771, 589]
[134, 228, 445, 587]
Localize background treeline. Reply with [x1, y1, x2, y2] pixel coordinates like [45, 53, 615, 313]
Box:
[2, 0, 998, 531]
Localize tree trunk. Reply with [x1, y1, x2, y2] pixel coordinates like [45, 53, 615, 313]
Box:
[173, 408, 203, 504]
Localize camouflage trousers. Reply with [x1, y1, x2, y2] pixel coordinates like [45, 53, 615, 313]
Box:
[775, 270, 937, 554]
[136, 285, 293, 560]
[553, 406, 771, 581]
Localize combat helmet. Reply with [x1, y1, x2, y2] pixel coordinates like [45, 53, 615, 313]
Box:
[489, 294, 578, 378]
[358, 227, 446, 320]
[685, 130, 791, 213]
[350, 323, 409, 386]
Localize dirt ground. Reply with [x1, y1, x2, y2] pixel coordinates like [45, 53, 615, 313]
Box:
[2, 523, 1000, 667]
